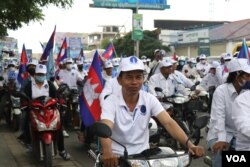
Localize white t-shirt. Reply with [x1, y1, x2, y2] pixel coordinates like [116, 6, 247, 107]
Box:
[101, 89, 164, 155]
[58, 69, 79, 89]
[31, 80, 49, 99]
[232, 90, 250, 150]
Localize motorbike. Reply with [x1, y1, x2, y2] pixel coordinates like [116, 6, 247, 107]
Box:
[1, 80, 22, 131]
[21, 93, 61, 167]
[90, 122, 192, 167]
[65, 88, 80, 128]
[154, 84, 209, 149]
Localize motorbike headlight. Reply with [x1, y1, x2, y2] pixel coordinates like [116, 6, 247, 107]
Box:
[148, 158, 179, 167]
[174, 97, 185, 104]
[128, 160, 149, 167]
[178, 154, 190, 167]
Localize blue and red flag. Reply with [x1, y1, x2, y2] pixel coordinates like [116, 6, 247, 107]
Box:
[40, 26, 56, 61]
[80, 50, 103, 127]
[102, 43, 115, 60]
[56, 37, 67, 66]
[237, 39, 250, 62]
[17, 44, 28, 84]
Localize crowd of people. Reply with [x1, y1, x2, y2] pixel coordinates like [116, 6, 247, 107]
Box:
[1, 48, 250, 167]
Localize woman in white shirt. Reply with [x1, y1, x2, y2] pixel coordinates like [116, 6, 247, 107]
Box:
[207, 58, 250, 167]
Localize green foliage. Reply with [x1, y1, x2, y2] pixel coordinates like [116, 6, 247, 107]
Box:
[0, 0, 73, 37]
[113, 29, 170, 59]
[101, 38, 110, 49]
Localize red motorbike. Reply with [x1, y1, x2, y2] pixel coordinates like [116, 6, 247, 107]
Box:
[22, 95, 61, 167]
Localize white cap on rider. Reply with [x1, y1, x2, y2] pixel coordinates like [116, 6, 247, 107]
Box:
[104, 60, 113, 68]
[27, 59, 38, 66]
[228, 58, 250, 73]
[210, 61, 220, 69]
[35, 64, 47, 74]
[223, 53, 232, 61]
[65, 58, 73, 64]
[199, 54, 206, 60]
[119, 56, 144, 72]
[159, 60, 172, 68]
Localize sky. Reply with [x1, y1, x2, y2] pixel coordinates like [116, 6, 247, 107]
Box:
[7, 0, 250, 53]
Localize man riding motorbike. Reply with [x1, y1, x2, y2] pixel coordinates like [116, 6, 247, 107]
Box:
[100, 56, 204, 167]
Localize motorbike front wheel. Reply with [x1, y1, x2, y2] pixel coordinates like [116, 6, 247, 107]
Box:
[12, 114, 21, 131]
[43, 143, 53, 167]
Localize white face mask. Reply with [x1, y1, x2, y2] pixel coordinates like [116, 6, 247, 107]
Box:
[9, 67, 15, 71]
[201, 60, 206, 64]
[66, 64, 71, 70]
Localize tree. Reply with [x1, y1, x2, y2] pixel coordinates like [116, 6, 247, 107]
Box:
[113, 29, 170, 59]
[0, 0, 73, 37]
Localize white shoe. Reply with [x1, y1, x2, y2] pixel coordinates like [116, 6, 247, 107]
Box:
[63, 130, 69, 137]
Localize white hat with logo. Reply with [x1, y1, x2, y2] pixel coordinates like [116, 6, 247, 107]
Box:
[210, 61, 220, 69]
[159, 60, 173, 68]
[199, 54, 207, 60]
[223, 53, 232, 60]
[27, 59, 38, 66]
[65, 58, 73, 64]
[119, 56, 144, 72]
[35, 64, 47, 74]
[228, 58, 250, 73]
[104, 60, 113, 68]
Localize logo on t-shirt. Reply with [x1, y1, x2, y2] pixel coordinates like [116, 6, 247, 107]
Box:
[140, 105, 146, 116]
[44, 84, 48, 89]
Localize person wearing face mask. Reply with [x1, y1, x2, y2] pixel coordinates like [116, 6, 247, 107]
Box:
[196, 54, 211, 78]
[207, 58, 250, 167]
[219, 53, 232, 84]
[176, 56, 186, 71]
[201, 61, 221, 113]
[3, 60, 18, 84]
[102, 60, 114, 83]
[17, 60, 38, 141]
[22, 64, 71, 160]
[147, 49, 163, 80]
[58, 58, 81, 89]
[76, 60, 88, 92]
[182, 58, 199, 80]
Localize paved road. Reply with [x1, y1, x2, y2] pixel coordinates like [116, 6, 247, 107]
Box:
[0, 115, 211, 167]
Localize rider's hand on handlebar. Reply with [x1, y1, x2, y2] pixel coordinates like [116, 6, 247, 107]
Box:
[102, 151, 119, 167]
[188, 145, 205, 158]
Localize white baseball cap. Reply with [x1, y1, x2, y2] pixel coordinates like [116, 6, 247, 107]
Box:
[35, 64, 47, 74]
[210, 61, 220, 69]
[154, 49, 160, 54]
[159, 60, 173, 68]
[223, 53, 232, 60]
[227, 58, 250, 73]
[104, 60, 113, 68]
[119, 56, 144, 72]
[65, 58, 73, 64]
[199, 54, 206, 59]
[27, 59, 38, 66]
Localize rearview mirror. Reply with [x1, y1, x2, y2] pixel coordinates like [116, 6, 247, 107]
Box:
[154, 87, 163, 92]
[90, 122, 112, 138]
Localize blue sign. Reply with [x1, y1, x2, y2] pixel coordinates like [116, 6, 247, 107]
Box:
[92, 0, 170, 10]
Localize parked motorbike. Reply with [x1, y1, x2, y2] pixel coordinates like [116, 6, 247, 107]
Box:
[21, 93, 61, 167]
[90, 122, 192, 167]
[154, 84, 209, 149]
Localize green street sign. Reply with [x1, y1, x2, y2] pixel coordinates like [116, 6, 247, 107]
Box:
[132, 14, 143, 41]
